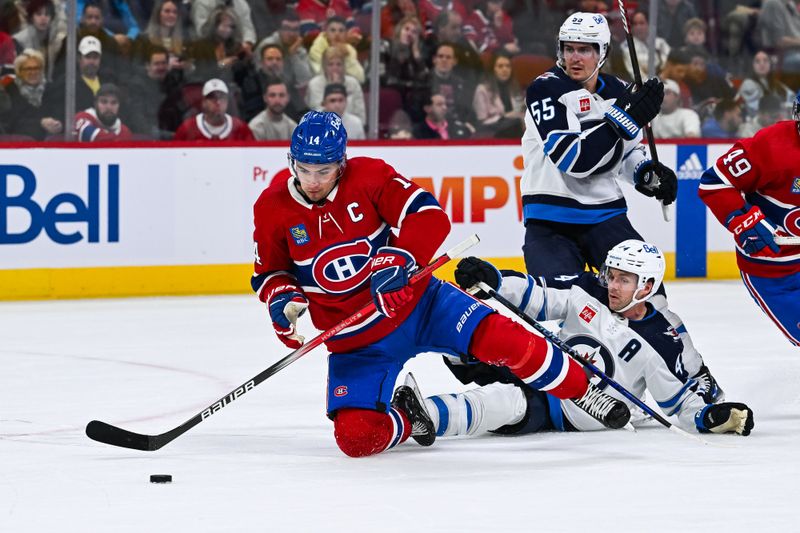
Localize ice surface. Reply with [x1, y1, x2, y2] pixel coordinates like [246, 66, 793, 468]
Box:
[2, 281, 798, 532]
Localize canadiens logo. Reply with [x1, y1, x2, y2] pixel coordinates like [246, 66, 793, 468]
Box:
[334, 385, 348, 397]
[791, 177, 800, 194]
[312, 238, 374, 294]
[290, 224, 310, 245]
[578, 304, 598, 324]
[783, 206, 800, 236]
[579, 97, 591, 112]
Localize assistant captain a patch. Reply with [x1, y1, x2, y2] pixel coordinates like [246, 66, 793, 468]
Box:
[290, 224, 310, 245]
[578, 303, 599, 324]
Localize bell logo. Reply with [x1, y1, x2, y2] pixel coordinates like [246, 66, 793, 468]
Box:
[0, 164, 119, 245]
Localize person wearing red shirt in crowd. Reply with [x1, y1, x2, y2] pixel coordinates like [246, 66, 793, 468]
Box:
[73, 83, 133, 142]
[173, 78, 254, 141]
[296, 0, 361, 43]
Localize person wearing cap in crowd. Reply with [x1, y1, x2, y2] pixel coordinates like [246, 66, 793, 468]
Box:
[320, 82, 364, 139]
[173, 77, 254, 141]
[73, 82, 133, 142]
[248, 78, 297, 140]
[651, 78, 700, 138]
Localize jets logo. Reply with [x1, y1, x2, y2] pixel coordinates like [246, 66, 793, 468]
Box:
[312, 238, 374, 294]
[565, 335, 615, 391]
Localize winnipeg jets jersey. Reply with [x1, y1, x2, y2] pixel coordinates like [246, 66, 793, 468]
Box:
[521, 67, 648, 224]
[251, 157, 450, 353]
[498, 271, 707, 431]
[699, 120, 800, 277]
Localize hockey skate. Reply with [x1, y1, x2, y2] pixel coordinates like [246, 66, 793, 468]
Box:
[692, 365, 725, 404]
[391, 373, 436, 446]
[571, 383, 631, 429]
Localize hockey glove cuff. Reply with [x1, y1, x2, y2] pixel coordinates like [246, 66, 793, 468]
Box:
[267, 284, 309, 349]
[633, 160, 678, 204]
[695, 403, 754, 436]
[454, 257, 503, 299]
[604, 78, 664, 140]
[724, 204, 780, 256]
[370, 246, 417, 318]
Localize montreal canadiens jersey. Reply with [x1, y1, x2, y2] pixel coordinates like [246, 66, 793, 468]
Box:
[699, 120, 800, 277]
[73, 109, 133, 142]
[498, 271, 707, 431]
[173, 113, 255, 141]
[521, 67, 649, 224]
[252, 157, 450, 353]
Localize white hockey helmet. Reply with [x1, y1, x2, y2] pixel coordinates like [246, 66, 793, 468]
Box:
[601, 239, 665, 312]
[557, 12, 611, 70]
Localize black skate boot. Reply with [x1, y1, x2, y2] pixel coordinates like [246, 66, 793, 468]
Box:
[391, 373, 436, 446]
[571, 383, 631, 429]
[692, 364, 725, 404]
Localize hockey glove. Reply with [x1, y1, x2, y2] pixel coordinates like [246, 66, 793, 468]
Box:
[633, 160, 678, 204]
[695, 402, 754, 436]
[604, 78, 664, 140]
[267, 284, 309, 349]
[454, 257, 502, 299]
[370, 246, 417, 318]
[724, 204, 780, 256]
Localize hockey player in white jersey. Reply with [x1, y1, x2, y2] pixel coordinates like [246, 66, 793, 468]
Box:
[414, 240, 753, 438]
[520, 12, 720, 401]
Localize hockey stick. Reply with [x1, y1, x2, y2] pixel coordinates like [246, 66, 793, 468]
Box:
[85, 234, 480, 451]
[476, 281, 716, 445]
[617, 0, 672, 222]
[759, 220, 800, 245]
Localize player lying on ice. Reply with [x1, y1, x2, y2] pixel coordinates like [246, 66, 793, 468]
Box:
[252, 110, 631, 457]
[402, 240, 754, 441]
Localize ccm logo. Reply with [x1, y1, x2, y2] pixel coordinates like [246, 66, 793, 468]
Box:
[334, 385, 348, 397]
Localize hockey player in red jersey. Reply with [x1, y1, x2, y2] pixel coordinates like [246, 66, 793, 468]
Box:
[699, 91, 800, 346]
[252, 111, 630, 457]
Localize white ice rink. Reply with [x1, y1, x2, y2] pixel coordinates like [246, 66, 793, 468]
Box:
[2, 280, 799, 532]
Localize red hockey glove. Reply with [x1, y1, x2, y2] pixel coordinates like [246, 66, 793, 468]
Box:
[267, 284, 309, 349]
[369, 246, 417, 318]
[724, 204, 780, 256]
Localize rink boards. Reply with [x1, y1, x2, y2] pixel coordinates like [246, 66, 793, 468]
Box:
[0, 141, 737, 299]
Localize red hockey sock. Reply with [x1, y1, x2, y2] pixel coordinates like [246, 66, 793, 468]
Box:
[468, 313, 588, 400]
[333, 408, 411, 457]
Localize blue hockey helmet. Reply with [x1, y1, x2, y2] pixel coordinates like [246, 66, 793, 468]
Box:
[289, 111, 347, 166]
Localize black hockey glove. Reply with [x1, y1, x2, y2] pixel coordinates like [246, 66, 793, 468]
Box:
[633, 160, 678, 204]
[695, 402, 754, 436]
[604, 78, 664, 140]
[454, 257, 502, 299]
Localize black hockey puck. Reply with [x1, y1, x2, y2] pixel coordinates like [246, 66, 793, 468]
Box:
[150, 474, 172, 483]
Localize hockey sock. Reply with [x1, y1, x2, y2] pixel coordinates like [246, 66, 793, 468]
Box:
[468, 313, 588, 399]
[333, 407, 411, 458]
[425, 383, 527, 437]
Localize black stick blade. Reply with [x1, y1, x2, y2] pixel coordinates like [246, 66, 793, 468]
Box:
[86, 420, 156, 451]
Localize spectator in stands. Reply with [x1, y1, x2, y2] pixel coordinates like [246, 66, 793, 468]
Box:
[126, 45, 183, 139]
[12, 0, 65, 81]
[254, 11, 313, 99]
[756, 0, 800, 76]
[187, 5, 245, 83]
[0, 48, 62, 139]
[659, 47, 692, 106]
[381, 0, 420, 40]
[248, 78, 298, 140]
[472, 50, 524, 138]
[306, 44, 365, 123]
[321, 82, 364, 139]
[645, 0, 697, 48]
[412, 88, 471, 139]
[465, 0, 519, 55]
[682, 17, 710, 56]
[701, 98, 743, 138]
[47, 35, 113, 119]
[417, 0, 468, 35]
[387, 108, 413, 139]
[69, 1, 125, 77]
[428, 42, 475, 129]
[737, 49, 795, 119]
[131, 0, 187, 66]
[738, 92, 788, 137]
[684, 47, 735, 122]
[173, 78, 254, 140]
[191, 0, 256, 54]
[73, 82, 133, 141]
[651, 78, 701, 138]
[76, 0, 141, 52]
[380, 15, 429, 113]
[308, 16, 364, 83]
[296, 0, 361, 43]
[621, 10, 670, 80]
[423, 10, 483, 88]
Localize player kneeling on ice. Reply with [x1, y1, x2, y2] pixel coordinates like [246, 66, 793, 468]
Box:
[413, 240, 753, 438]
[252, 111, 631, 458]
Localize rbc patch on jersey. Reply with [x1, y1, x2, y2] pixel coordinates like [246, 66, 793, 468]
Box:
[290, 224, 310, 245]
[791, 177, 800, 194]
[579, 97, 591, 112]
[579, 304, 598, 324]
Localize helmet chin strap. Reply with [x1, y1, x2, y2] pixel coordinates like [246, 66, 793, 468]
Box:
[615, 289, 649, 314]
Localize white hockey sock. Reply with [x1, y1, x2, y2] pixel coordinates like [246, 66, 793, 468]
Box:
[424, 383, 528, 437]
